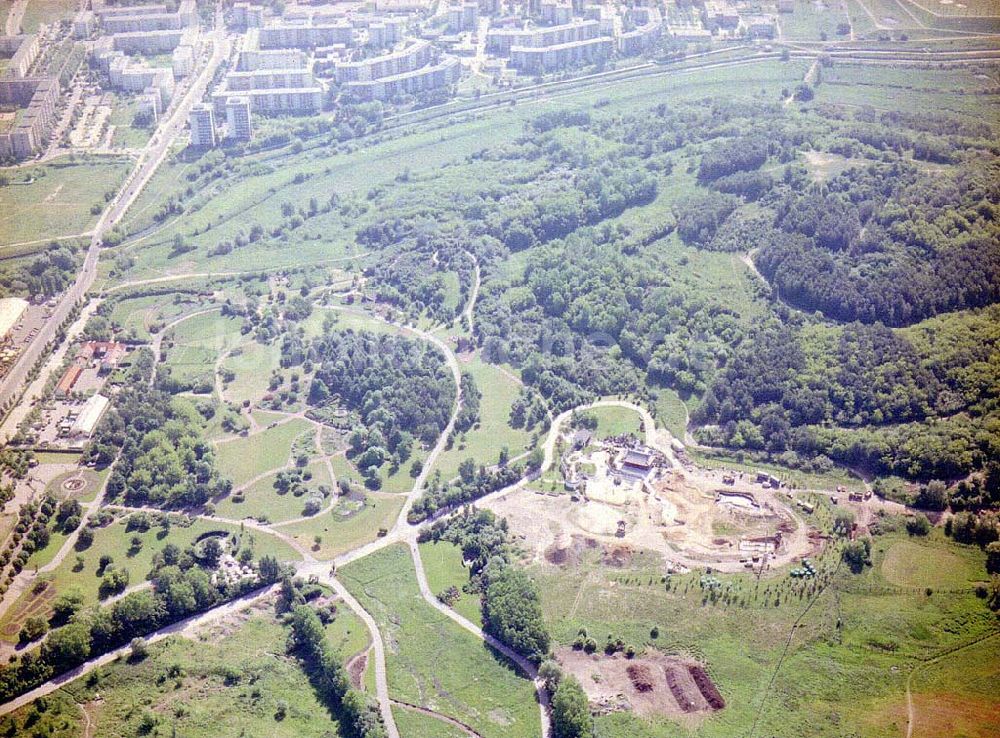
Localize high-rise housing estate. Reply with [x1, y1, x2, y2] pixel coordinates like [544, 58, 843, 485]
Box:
[226, 96, 253, 140]
[189, 103, 216, 147]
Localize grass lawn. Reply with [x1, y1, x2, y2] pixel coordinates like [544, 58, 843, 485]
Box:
[651, 387, 689, 441]
[418, 540, 482, 628]
[879, 534, 986, 589]
[215, 419, 314, 488]
[222, 341, 282, 405]
[392, 705, 469, 738]
[340, 544, 540, 738]
[433, 357, 533, 480]
[901, 632, 1000, 738]
[586, 404, 645, 439]
[0, 158, 130, 246]
[107, 293, 204, 342]
[109, 95, 153, 148]
[278, 492, 404, 560]
[779, 0, 851, 41]
[18, 0, 79, 32]
[215, 460, 331, 523]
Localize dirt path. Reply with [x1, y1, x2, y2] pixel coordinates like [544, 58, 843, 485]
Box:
[461, 250, 481, 336]
[391, 699, 485, 738]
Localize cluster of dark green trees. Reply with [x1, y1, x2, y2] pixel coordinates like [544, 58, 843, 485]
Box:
[286, 603, 385, 738]
[757, 159, 1000, 326]
[0, 242, 79, 299]
[694, 305, 1000, 480]
[420, 510, 550, 662]
[89, 351, 231, 508]
[307, 330, 454, 483]
[0, 548, 281, 704]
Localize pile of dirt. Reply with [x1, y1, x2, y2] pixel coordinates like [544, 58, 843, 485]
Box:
[556, 647, 721, 721]
[601, 544, 633, 568]
[544, 545, 570, 565]
[544, 536, 599, 567]
[626, 663, 654, 692]
[689, 665, 725, 709]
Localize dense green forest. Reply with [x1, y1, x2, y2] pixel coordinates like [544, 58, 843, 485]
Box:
[307, 330, 454, 483]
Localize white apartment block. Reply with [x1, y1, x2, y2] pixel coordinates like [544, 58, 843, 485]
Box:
[345, 55, 460, 100]
[189, 103, 216, 147]
[509, 36, 613, 72]
[226, 96, 253, 141]
[334, 39, 431, 83]
[486, 20, 600, 55]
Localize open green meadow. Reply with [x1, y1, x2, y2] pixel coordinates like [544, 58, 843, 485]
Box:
[2, 610, 364, 738]
[433, 357, 534, 480]
[587, 404, 645, 439]
[528, 530, 996, 738]
[215, 460, 331, 523]
[0, 158, 130, 246]
[214, 419, 314, 488]
[391, 705, 470, 738]
[341, 544, 540, 738]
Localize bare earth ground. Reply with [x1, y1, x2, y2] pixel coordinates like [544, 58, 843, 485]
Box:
[555, 647, 721, 725]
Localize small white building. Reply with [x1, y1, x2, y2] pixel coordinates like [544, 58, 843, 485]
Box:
[71, 394, 110, 438]
[0, 297, 28, 343]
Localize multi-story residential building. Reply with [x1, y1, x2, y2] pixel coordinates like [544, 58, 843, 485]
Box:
[214, 57, 324, 114]
[345, 55, 460, 100]
[99, 0, 197, 33]
[232, 2, 266, 30]
[540, 1, 573, 26]
[486, 20, 599, 55]
[108, 53, 176, 100]
[509, 36, 612, 72]
[618, 7, 662, 55]
[189, 103, 216, 147]
[226, 96, 253, 140]
[237, 49, 308, 71]
[258, 20, 355, 49]
[0, 34, 40, 79]
[334, 39, 431, 83]
[112, 29, 187, 54]
[0, 76, 59, 159]
[447, 2, 479, 33]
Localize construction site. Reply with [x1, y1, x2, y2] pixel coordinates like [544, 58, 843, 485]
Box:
[487, 418, 816, 575]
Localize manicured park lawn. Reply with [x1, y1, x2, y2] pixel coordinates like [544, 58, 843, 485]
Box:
[215, 460, 331, 523]
[278, 492, 404, 560]
[215, 418, 314, 488]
